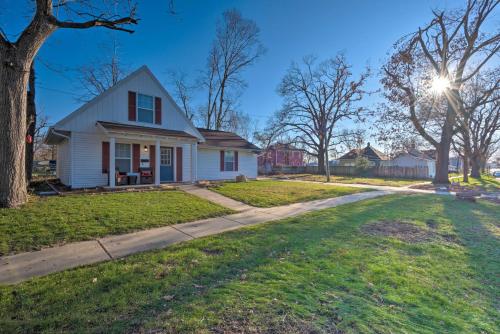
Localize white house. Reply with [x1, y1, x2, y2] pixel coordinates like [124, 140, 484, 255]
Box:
[45, 66, 260, 188]
[390, 149, 436, 179]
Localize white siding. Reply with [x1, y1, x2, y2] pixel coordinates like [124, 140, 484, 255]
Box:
[71, 132, 109, 188]
[69, 134, 195, 188]
[196, 148, 257, 181]
[55, 68, 202, 140]
[56, 139, 71, 186]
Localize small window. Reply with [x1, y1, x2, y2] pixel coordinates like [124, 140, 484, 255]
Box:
[224, 151, 235, 171]
[160, 147, 172, 166]
[137, 94, 154, 123]
[115, 143, 131, 173]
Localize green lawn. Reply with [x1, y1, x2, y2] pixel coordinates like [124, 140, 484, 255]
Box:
[449, 174, 500, 192]
[0, 190, 232, 256]
[210, 180, 369, 207]
[290, 174, 426, 187]
[1, 195, 498, 333]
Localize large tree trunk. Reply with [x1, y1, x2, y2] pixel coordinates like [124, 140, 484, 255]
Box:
[25, 63, 36, 183]
[433, 101, 456, 185]
[317, 147, 325, 175]
[434, 145, 450, 184]
[470, 155, 481, 178]
[0, 48, 31, 207]
[462, 153, 469, 183]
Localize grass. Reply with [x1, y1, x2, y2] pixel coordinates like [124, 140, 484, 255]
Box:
[0, 195, 498, 333]
[285, 174, 427, 187]
[449, 174, 500, 192]
[0, 190, 233, 256]
[210, 180, 369, 207]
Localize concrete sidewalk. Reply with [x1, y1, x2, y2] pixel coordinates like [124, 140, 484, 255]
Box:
[281, 179, 455, 195]
[0, 190, 392, 284]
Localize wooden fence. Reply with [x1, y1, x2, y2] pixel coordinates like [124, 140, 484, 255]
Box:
[260, 165, 430, 179]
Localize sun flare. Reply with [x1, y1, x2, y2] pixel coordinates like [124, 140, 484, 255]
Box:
[431, 76, 450, 94]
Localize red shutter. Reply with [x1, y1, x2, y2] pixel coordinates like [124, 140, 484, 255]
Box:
[220, 150, 225, 171]
[176, 147, 183, 182]
[150, 145, 156, 176]
[102, 142, 110, 173]
[235, 151, 239, 171]
[128, 91, 136, 121]
[132, 144, 140, 172]
[155, 97, 162, 125]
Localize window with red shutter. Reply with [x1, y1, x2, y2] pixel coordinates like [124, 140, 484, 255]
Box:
[128, 91, 136, 121]
[155, 97, 162, 125]
[176, 147, 183, 181]
[132, 144, 140, 172]
[102, 142, 110, 173]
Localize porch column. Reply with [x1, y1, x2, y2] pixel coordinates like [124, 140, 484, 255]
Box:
[155, 139, 161, 185]
[109, 137, 116, 188]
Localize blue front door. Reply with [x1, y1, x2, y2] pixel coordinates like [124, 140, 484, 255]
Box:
[160, 147, 173, 182]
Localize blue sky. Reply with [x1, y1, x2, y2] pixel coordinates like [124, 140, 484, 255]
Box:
[2, 0, 457, 132]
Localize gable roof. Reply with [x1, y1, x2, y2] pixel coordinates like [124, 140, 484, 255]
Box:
[339, 143, 389, 161]
[196, 128, 260, 151]
[53, 65, 204, 141]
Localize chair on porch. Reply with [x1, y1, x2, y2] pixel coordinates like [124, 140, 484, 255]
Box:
[115, 168, 128, 186]
[139, 167, 154, 184]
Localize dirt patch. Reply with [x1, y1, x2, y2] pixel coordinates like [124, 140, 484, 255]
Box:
[211, 314, 331, 334]
[362, 220, 435, 243]
[425, 219, 438, 229]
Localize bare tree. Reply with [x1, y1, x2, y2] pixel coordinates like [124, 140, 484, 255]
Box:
[276, 54, 369, 179]
[78, 38, 129, 101]
[0, 0, 137, 207]
[168, 70, 194, 120]
[454, 70, 500, 179]
[381, 0, 499, 184]
[199, 9, 265, 130]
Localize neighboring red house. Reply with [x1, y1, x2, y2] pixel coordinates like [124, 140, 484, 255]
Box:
[258, 143, 305, 172]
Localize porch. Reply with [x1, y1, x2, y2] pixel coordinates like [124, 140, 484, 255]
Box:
[97, 121, 198, 188]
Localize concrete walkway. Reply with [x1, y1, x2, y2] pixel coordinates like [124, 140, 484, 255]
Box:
[0, 190, 391, 284]
[178, 184, 254, 211]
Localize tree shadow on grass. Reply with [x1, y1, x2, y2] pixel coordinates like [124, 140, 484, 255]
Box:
[4, 195, 497, 333]
[442, 199, 499, 331]
[0, 196, 391, 333]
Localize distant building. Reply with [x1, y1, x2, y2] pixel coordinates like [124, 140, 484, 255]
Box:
[391, 149, 436, 178]
[338, 143, 389, 166]
[258, 143, 305, 173]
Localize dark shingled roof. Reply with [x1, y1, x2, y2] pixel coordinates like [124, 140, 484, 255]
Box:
[97, 121, 197, 139]
[339, 143, 389, 161]
[196, 128, 260, 151]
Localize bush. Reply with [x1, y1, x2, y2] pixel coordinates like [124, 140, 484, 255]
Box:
[354, 157, 371, 176]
